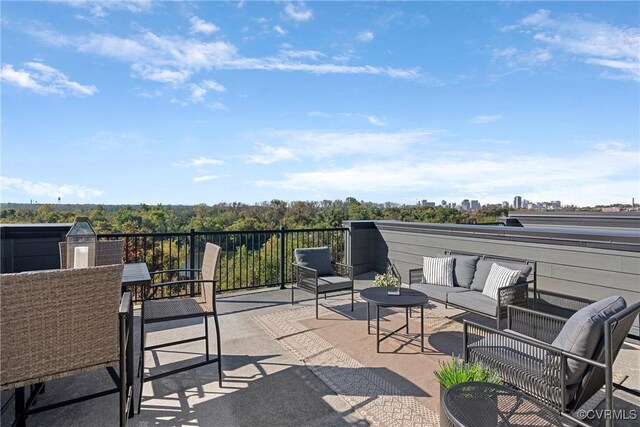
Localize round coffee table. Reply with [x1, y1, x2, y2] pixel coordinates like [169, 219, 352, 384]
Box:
[442, 382, 563, 427]
[360, 287, 429, 352]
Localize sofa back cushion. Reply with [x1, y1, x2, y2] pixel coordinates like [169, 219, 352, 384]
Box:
[551, 295, 627, 385]
[422, 256, 454, 287]
[294, 247, 334, 276]
[471, 259, 532, 292]
[446, 255, 480, 288]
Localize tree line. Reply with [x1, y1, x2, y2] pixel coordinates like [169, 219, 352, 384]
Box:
[0, 198, 510, 233]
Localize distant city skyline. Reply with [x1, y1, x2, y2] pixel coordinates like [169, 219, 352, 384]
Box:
[1, 2, 638, 206]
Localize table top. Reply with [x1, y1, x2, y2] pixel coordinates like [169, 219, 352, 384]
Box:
[122, 263, 151, 287]
[443, 382, 563, 427]
[360, 287, 428, 307]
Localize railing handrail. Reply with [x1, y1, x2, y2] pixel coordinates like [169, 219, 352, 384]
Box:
[99, 226, 349, 238]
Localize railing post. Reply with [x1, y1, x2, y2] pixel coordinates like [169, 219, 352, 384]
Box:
[279, 225, 286, 290]
[190, 228, 196, 297]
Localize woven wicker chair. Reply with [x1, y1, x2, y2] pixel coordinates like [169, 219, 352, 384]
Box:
[0, 265, 134, 427]
[59, 240, 125, 268]
[463, 301, 640, 427]
[138, 243, 223, 414]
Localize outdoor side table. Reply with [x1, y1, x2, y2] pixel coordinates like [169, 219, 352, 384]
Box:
[442, 381, 563, 427]
[360, 287, 428, 353]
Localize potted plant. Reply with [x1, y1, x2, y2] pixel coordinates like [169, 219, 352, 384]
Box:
[434, 357, 501, 422]
[373, 270, 401, 295]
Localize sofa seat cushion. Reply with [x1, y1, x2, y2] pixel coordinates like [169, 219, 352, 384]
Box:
[294, 247, 334, 276]
[316, 275, 352, 293]
[447, 291, 497, 317]
[411, 283, 469, 303]
[471, 259, 532, 291]
[438, 254, 479, 288]
[551, 295, 627, 385]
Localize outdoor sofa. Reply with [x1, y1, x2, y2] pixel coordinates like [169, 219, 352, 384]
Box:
[409, 252, 535, 327]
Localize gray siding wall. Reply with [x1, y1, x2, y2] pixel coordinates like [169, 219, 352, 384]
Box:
[345, 220, 640, 335]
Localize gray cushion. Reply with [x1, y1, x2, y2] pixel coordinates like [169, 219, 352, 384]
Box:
[317, 275, 352, 293]
[294, 247, 334, 276]
[470, 259, 532, 291]
[411, 283, 469, 303]
[441, 254, 480, 288]
[447, 291, 497, 317]
[551, 295, 627, 385]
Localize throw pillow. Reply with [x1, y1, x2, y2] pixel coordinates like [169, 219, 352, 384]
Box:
[422, 256, 454, 287]
[482, 263, 521, 300]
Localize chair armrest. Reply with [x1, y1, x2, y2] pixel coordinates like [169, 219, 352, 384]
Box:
[496, 282, 528, 318]
[119, 292, 133, 315]
[148, 279, 216, 289]
[408, 268, 423, 285]
[507, 305, 567, 343]
[292, 263, 318, 288]
[331, 262, 353, 279]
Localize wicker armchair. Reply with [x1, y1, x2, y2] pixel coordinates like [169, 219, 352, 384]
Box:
[138, 243, 223, 414]
[0, 265, 134, 426]
[291, 247, 353, 319]
[463, 301, 640, 427]
[59, 240, 125, 268]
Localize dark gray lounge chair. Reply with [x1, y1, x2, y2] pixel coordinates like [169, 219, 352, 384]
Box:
[291, 247, 353, 319]
[463, 297, 640, 427]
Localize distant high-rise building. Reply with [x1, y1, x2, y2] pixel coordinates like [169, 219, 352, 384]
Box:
[471, 200, 480, 211]
[502, 201, 509, 208]
[441, 200, 447, 207]
[513, 196, 522, 209]
[461, 199, 471, 211]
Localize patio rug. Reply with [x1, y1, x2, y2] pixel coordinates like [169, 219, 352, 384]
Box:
[253, 298, 444, 427]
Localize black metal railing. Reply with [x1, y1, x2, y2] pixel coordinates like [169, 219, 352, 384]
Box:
[99, 227, 348, 300]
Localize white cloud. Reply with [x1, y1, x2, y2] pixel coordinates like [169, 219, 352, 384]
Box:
[279, 49, 325, 60]
[252, 144, 640, 206]
[1, 176, 104, 200]
[357, 31, 374, 42]
[193, 175, 223, 183]
[492, 47, 552, 68]
[307, 111, 331, 118]
[1, 62, 97, 96]
[502, 9, 640, 81]
[132, 65, 191, 84]
[189, 16, 219, 35]
[189, 80, 226, 102]
[247, 128, 440, 162]
[210, 102, 228, 111]
[273, 25, 287, 35]
[56, 0, 152, 18]
[247, 144, 298, 164]
[367, 116, 384, 126]
[27, 27, 423, 83]
[470, 114, 503, 124]
[174, 157, 224, 167]
[283, 2, 313, 22]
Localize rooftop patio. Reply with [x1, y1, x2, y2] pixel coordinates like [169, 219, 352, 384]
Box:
[1, 274, 638, 427]
[1, 217, 639, 426]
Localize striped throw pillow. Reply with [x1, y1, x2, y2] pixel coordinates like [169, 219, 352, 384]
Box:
[422, 256, 454, 287]
[482, 263, 521, 300]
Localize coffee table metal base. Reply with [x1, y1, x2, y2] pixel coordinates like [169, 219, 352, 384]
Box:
[367, 303, 425, 352]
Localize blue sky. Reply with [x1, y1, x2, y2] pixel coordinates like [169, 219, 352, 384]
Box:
[1, 1, 639, 207]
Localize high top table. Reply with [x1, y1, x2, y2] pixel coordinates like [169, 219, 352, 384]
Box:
[360, 287, 428, 352]
[121, 263, 151, 294]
